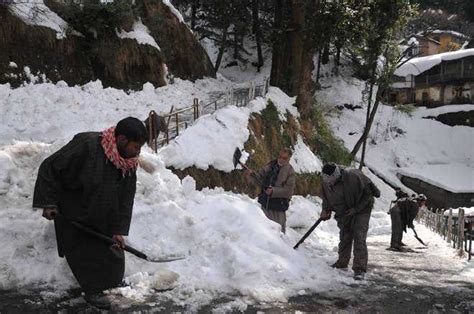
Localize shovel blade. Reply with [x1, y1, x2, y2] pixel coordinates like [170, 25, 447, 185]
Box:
[233, 147, 242, 168]
[147, 254, 186, 263]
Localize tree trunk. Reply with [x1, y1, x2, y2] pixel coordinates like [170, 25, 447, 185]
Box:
[351, 85, 382, 160]
[296, 48, 316, 119]
[252, 0, 264, 72]
[334, 40, 341, 75]
[270, 0, 315, 117]
[321, 43, 330, 65]
[358, 81, 375, 169]
[315, 49, 322, 86]
[215, 29, 228, 71]
[190, 0, 198, 31]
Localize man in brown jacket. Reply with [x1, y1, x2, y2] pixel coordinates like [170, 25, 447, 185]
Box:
[319, 163, 380, 280]
[246, 148, 296, 233]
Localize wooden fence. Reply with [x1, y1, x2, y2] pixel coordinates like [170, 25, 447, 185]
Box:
[147, 78, 270, 151]
[418, 208, 473, 261]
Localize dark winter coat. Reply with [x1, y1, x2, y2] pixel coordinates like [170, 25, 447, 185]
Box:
[252, 160, 296, 211]
[33, 132, 137, 257]
[397, 198, 419, 232]
[322, 169, 377, 220]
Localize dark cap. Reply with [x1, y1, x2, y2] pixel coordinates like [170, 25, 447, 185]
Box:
[322, 163, 337, 176]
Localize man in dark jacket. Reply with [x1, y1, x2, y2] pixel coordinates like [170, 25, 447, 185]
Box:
[389, 193, 426, 251]
[319, 163, 380, 280]
[33, 117, 148, 309]
[245, 148, 296, 233]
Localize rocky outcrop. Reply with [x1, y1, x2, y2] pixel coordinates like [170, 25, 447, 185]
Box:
[140, 0, 215, 81]
[0, 0, 214, 89]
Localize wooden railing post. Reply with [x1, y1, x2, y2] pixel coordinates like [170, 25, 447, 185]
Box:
[147, 110, 158, 153]
[447, 208, 453, 244]
[175, 113, 179, 136]
[458, 208, 465, 257]
[193, 98, 199, 120]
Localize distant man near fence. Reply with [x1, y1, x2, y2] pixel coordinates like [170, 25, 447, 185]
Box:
[245, 148, 296, 233]
[389, 193, 427, 251]
[319, 163, 380, 280]
[33, 117, 148, 309]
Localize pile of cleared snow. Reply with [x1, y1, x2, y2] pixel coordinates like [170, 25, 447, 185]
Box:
[0, 142, 394, 303]
[290, 135, 322, 174]
[0, 144, 352, 301]
[159, 99, 266, 171]
[265, 87, 298, 120]
[0, 77, 233, 146]
[160, 87, 303, 172]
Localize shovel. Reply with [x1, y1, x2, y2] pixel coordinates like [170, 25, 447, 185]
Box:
[60, 214, 185, 263]
[233, 147, 264, 185]
[410, 226, 427, 246]
[293, 218, 323, 249]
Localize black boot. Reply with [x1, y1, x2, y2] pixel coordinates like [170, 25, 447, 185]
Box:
[331, 261, 348, 269]
[84, 292, 112, 310]
[353, 270, 366, 281]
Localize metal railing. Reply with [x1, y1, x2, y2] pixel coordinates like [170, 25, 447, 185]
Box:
[148, 78, 270, 152]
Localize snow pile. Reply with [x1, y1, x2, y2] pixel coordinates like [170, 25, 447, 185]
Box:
[117, 19, 161, 50]
[398, 164, 474, 193]
[395, 49, 474, 77]
[160, 86, 299, 172]
[0, 145, 353, 301]
[8, 0, 71, 39]
[266, 87, 298, 120]
[160, 99, 266, 171]
[290, 135, 323, 174]
[0, 77, 233, 146]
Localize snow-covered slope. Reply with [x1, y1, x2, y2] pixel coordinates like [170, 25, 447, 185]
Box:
[316, 62, 474, 195]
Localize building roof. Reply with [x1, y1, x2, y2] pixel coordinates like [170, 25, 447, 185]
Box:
[429, 30, 469, 39]
[395, 48, 474, 77]
[398, 164, 474, 194]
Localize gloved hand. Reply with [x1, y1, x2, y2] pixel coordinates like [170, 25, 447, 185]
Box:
[320, 210, 332, 221]
[42, 207, 58, 220]
[112, 235, 125, 249]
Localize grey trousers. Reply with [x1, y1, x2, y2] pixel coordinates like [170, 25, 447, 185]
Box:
[336, 212, 371, 272]
[390, 205, 403, 248]
[262, 208, 286, 233]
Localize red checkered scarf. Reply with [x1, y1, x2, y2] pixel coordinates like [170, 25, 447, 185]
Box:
[101, 126, 139, 176]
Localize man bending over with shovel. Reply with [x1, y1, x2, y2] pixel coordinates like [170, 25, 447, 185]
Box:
[33, 117, 148, 309]
[243, 148, 296, 233]
[319, 163, 380, 280]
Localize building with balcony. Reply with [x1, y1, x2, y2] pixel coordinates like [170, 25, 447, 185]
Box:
[389, 49, 474, 107]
